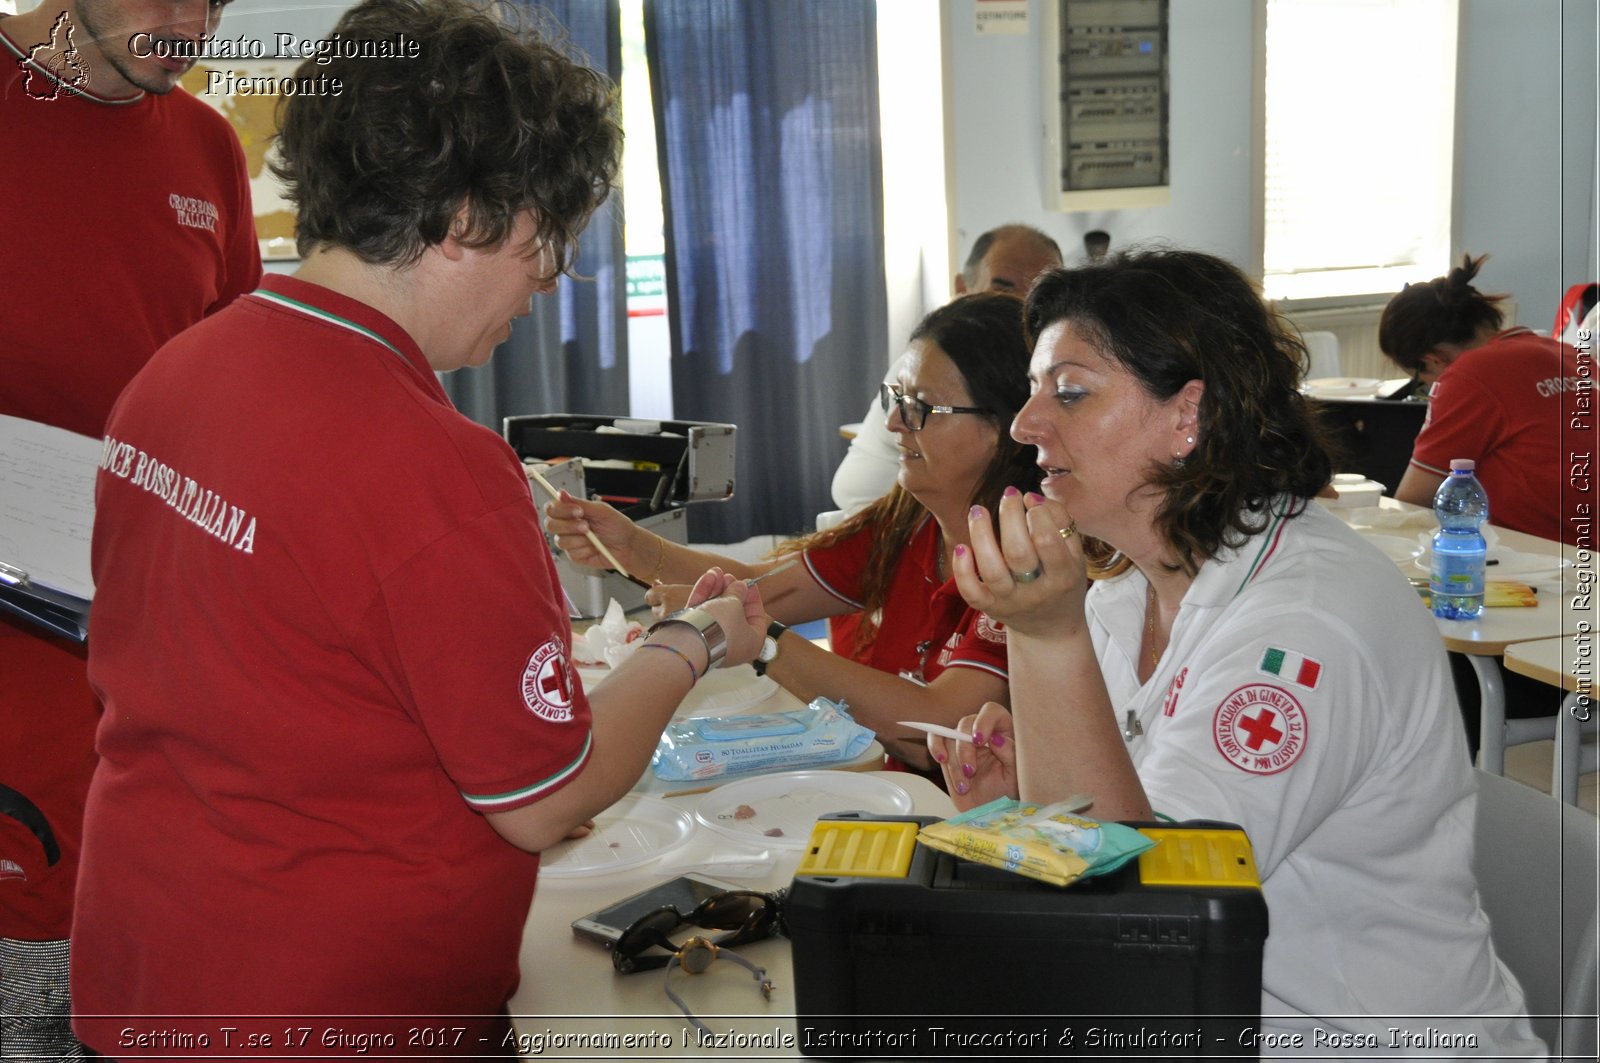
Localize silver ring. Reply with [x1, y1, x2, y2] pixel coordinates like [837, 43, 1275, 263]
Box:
[1011, 565, 1043, 584]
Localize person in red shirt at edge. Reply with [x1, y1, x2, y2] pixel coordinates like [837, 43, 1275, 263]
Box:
[1379, 253, 1587, 545]
[0, 1, 259, 1055]
[70, 0, 762, 1054]
[1378, 253, 1590, 757]
[545, 291, 1043, 779]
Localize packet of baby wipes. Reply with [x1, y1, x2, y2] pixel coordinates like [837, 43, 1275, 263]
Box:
[917, 796, 1155, 887]
[651, 697, 875, 781]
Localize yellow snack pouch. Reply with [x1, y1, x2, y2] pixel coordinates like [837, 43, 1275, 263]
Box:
[917, 796, 1155, 887]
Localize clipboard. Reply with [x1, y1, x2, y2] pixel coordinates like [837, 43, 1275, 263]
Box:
[0, 415, 99, 642]
[0, 566, 90, 642]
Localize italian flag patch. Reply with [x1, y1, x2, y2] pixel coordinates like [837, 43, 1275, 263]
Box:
[1258, 647, 1322, 690]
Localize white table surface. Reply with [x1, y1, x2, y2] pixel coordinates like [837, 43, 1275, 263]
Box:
[1331, 498, 1582, 652]
[508, 771, 954, 1056]
[1302, 382, 1419, 403]
[1332, 498, 1593, 773]
[1503, 636, 1584, 693]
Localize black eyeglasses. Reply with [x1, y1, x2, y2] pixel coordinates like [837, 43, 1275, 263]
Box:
[878, 382, 987, 432]
[611, 889, 785, 974]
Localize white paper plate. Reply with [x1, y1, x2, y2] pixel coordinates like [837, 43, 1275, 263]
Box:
[695, 771, 912, 851]
[1407, 530, 1570, 580]
[1409, 546, 1571, 581]
[1306, 377, 1383, 397]
[539, 795, 694, 878]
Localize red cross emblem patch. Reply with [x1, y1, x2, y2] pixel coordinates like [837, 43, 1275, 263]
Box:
[520, 639, 575, 723]
[976, 614, 1006, 644]
[1212, 683, 1307, 775]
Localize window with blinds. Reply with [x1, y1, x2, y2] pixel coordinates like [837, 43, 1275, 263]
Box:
[1262, 0, 1458, 302]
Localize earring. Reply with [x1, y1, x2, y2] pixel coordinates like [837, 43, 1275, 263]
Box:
[1186, 436, 1195, 445]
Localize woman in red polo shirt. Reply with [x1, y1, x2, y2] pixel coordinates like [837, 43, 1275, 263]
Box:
[545, 291, 1039, 771]
[1379, 253, 1583, 544]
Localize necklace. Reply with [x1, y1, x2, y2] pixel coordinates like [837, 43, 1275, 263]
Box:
[1126, 584, 1161, 741]
[1144, 582, 1161, 671]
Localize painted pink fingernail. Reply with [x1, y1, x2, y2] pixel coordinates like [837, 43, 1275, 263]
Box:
[961, 762, 975, 778]
[969, 505, 984, 520]
[955, 781, 970, 796]
[933, 750, 947, 764]
[973, 732, 987, 746]
[989, 733, 1006, 748]
[954, 544, 968, 559]
[1025, 492, 1046, 505]
[1003, 486, 1020, 498]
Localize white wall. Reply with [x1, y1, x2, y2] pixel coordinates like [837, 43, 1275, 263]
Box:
[943, 0, 1258, 270]
[1456, 0, 1598, 323]
[942, 0, 1598, 322]
[222, 1, 346, 46]
[222, 0, 1598, 320]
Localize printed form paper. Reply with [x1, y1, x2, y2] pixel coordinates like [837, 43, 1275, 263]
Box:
[0, 413, 99, 600]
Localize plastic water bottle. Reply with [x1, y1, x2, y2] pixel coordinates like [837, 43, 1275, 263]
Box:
[1430, 459, 1489, 619]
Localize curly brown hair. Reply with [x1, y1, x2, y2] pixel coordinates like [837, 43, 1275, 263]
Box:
[1024, 248, 1334, 576]
[1378, 254, 1509, 372]
[272, 0, 622, 271]
[783, 291, 1039, 650]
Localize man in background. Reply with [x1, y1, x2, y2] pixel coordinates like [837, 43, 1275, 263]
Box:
[829, 224, 1062, 514]
[0, 0, 259, 1052]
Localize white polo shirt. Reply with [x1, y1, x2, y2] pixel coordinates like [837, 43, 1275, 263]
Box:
[1087, 499, 1544, 1057]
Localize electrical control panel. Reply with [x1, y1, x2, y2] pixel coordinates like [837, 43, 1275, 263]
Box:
[1043, 0, 1171, 211]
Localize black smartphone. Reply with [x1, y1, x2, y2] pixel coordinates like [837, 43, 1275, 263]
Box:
[570, 873, 743, 946]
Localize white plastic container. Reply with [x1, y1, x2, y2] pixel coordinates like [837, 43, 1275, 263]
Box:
[1327, 473, 1385, 508]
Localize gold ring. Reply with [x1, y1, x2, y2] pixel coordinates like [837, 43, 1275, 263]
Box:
[1059, 521, 1078, 540]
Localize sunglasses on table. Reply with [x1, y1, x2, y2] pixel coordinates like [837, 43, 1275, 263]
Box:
[610, 888, 786, 974]
[610, 889, 786, 1036]
[878, 382, 988, 432]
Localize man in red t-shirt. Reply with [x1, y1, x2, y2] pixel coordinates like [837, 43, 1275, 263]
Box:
[70, 1, 761, 1053]
[0, 2, 260, 1053]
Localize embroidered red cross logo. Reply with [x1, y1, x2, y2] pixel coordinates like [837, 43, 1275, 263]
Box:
[1238, 708, 1283, 751]
[540, 662, 569, 702]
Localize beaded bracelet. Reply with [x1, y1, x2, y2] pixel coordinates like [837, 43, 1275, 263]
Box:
[639, 641, 701, 683]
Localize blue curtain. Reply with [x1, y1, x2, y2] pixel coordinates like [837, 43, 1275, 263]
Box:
[443, 0, 629, 431]
[645, 0, 887, 542]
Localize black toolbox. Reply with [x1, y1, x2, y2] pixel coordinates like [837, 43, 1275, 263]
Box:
[786, 814, 1268, 1058]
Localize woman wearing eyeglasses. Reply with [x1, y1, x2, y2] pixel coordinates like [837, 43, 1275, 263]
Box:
[924, 250, 1542, 1054]
[543, 291, 1038, 771]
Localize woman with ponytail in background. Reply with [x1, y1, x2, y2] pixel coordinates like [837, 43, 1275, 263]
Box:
[1379, 253, 1585, 544]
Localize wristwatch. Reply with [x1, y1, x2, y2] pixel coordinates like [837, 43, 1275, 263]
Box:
[646, 607, 727, 671]
[750, 620, 787, 677]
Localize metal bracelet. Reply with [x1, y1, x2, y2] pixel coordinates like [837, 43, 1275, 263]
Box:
[645, 607, 727, 671]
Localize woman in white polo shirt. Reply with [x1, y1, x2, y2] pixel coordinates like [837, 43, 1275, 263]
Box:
[926, 249, 1543, 1056]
